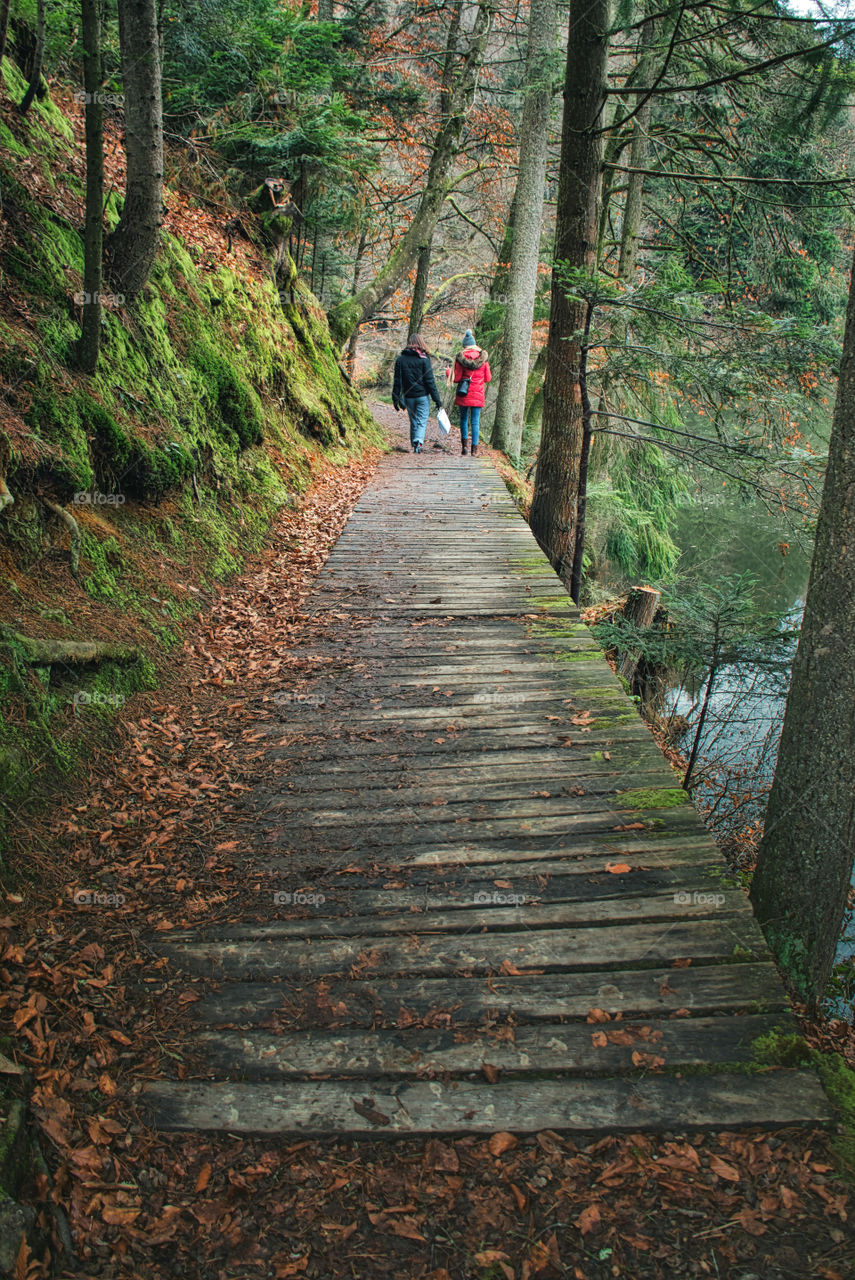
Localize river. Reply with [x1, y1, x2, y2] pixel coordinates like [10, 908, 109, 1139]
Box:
[654, 493, 854, 1004]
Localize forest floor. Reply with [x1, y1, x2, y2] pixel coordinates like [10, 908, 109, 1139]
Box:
[2, 404, 854, 1280]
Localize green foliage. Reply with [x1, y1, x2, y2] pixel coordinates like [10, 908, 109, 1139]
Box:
[592, 573, 795, 683]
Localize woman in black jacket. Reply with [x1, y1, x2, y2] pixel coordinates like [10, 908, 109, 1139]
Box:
[392, 334, 442, 453]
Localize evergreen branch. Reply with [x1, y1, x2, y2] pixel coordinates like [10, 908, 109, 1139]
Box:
[605, 24, 855, 97]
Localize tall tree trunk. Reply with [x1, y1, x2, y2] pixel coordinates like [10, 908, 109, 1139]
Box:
[318, 0, 334, 18]
[76, 0, 104, 374]
[408, 233, 433, 334]
[108, 0, 163, 298]
[18, 0, 45, 115]
[569, 301, 594, 601]
[478, 191, 516, 444]
[617, 17, 654, 279]
[528, 0, 610, 587]
[749, 245, 855, 1009]
[0, 0, 12, 66]
[327, 0, 492, 347]
[491, 0, 556, 460]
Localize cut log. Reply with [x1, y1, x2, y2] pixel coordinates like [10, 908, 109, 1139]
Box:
[6, 633, 141, 666]
[619, 585, 661, 688]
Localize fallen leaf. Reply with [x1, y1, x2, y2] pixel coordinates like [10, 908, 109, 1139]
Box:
[488, 1132, 517, 1156]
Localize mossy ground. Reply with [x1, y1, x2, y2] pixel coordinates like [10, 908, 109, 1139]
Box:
[0, 60, 383, 858]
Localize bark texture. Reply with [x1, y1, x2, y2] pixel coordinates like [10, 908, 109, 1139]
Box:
[18, 0, 45, 115]
[408, 233, 434, 335]
[491, 0, 556, 460]
[108, 0, 163, 298]
[528, 0, 610, 586]
[749, 246, 855, 1007]
[77, 0, 104, 374]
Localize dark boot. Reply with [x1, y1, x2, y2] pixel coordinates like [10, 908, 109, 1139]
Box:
[470, 443, 479, 456]
[461, 438, 468, 455]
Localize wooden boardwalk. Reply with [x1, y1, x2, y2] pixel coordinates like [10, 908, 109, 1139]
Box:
[145, 441, 830, 1136]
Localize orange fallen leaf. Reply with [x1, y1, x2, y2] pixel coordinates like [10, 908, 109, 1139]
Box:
[709, 1155, 741, 1182]
[576, 1203, 601, 1234]
[488, 1131, 517, 1156]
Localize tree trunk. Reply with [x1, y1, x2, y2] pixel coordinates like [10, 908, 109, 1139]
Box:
[749, 245, 855, 1009]
[478, 191, 517, 444]
[528, 0, 610, 587]
[76, 0, 104, 375]
[0, 0, 12, 65]
[108, 0, 163, 299]
[318, 0, 334, 19]
[491, 0, 556, 460]
[326, 0, 492, 347]
[619, 585, 661, 686]
[408, 233, 433, 334]
[18, 0, 45, 115]
[617, 18, 654, 280]
[569, 302, 595, 602]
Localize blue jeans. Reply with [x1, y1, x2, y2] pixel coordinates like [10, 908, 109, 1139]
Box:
[459, 405, 481, 446]
[405, 396, 430, 445]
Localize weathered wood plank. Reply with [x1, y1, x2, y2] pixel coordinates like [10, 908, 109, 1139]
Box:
[185, 962, 791, 1027]
[161, 916, 767, 980]
[192, 1013, 788, 1079]
[143, 1070, 832, 1135]
[164, 889, 747, 942]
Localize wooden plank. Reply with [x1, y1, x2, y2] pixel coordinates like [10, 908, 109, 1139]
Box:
[161, 916, 768, 980]
[192, 1013, 789, 1079]
[185, 962, 791, 1027]
[163, 890, 748, 942]
[249, 833, 719, 872]
[143, 1070, 832, 1135]
[255, 807, 705, 851]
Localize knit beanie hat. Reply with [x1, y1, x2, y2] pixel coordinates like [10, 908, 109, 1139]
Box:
[463, 329, 476, 347]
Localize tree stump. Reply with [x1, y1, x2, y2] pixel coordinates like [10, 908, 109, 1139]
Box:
[619, 585, 661, 689]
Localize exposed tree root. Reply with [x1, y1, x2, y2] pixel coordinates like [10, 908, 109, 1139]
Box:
[42, 499, 81, 576]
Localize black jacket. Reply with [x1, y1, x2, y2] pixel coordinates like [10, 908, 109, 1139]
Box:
[393, 347, 441, 409]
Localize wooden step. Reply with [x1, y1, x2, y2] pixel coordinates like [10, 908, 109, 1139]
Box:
[143, 1070, 832, 1135]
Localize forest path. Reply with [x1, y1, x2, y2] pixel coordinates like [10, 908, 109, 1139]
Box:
[143, 416, 829, 1137]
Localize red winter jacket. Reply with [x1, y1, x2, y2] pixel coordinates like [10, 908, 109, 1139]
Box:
[453, 346, 491, 407]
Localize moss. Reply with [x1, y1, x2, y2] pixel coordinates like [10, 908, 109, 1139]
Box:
[587, 714, 640, 730]
[187, 340, 265, 451]
[548, 649, 602, 663]
[752, 1028, 812, 1068]
[620, 787, 688, 810]
[816, 1053, 855, 1175]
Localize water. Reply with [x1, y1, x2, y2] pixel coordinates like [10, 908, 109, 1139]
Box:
[660, 494, 855, 999]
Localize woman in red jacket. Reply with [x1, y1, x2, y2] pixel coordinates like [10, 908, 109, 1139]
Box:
[452, 329, 491, 455]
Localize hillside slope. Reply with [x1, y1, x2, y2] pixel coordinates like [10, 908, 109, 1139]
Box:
[0, 58, 383, 853]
